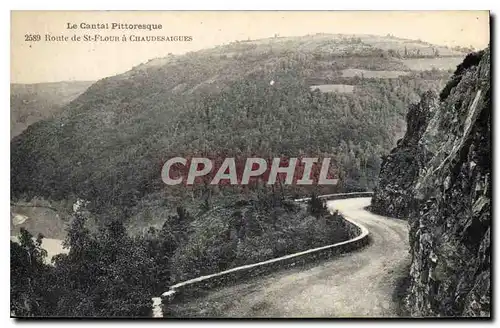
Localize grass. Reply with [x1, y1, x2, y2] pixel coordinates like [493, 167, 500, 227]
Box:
[309, 84, 354, 93]
[341, 69, 410, 78]
[402, 57, 464, 71]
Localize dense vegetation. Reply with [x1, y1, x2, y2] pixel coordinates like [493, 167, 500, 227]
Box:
[11, 195, 347, 317]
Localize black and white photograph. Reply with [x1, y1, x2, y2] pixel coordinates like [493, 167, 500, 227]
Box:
[9, 10, 491, 319]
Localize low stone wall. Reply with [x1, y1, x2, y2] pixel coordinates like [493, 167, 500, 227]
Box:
[319, 191, 373, 200]
[155, 193, 372, 317]
[294, 191, 374, 202]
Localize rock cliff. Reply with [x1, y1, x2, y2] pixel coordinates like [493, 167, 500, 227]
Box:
[372, 48, 491, 317]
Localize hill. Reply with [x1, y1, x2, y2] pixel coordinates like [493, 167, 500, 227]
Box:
[11, 81, 93, 138]
[11, 34, 468, 232]
[10, 34, 476, 317]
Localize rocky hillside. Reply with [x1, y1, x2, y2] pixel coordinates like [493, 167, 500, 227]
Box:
[371, 91, 438, 217]
[372, 48, 490, 316]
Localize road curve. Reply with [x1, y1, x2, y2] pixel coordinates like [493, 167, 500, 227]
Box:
[167, 197, 411, 318]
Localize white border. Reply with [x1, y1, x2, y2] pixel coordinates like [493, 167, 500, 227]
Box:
[4, 1, 496, 10]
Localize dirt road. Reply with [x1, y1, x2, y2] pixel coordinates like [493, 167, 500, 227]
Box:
[167, 197, 410, 318]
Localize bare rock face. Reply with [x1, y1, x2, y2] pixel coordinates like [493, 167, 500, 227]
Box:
[372, 48, 491, 317]
[371, 90, 438, 218]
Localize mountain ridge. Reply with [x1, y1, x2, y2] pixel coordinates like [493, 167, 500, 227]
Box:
[11, 34, 465, 233]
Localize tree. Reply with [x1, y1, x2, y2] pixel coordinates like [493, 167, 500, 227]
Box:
[48, 214, 155, 317]
[10, 228, 51, 316]
[308, 193, 326, 217]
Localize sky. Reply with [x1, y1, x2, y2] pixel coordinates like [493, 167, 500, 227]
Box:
[11, 11, 490, 84]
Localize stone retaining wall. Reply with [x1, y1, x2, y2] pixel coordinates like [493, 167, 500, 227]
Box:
[155, 193, 373, 317]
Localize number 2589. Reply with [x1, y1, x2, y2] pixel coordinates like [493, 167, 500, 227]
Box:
[25, 34, 41, 42]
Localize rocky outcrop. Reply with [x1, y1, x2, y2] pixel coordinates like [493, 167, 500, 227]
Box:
[371, 91, 438, 218]
[372, 48, 491, 317]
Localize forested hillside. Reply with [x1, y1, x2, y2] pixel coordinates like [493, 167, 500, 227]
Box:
[10, 81, 93, 138]
[11, 34, 464, 233]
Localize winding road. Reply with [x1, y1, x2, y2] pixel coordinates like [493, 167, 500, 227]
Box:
[167, 197, 411, 318]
